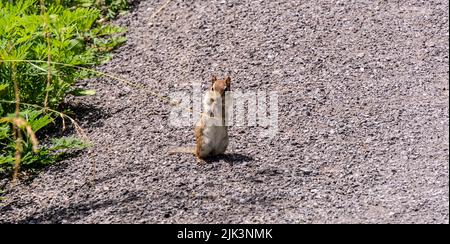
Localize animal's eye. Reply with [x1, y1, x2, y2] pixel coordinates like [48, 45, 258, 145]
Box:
[211, 86, 214, 91]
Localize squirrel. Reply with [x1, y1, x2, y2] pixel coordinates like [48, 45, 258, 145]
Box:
[170, 75, 231, 162]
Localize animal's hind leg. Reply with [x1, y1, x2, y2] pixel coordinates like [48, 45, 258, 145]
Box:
[196, 156, 206, 165]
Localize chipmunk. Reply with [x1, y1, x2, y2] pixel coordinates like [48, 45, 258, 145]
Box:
[170, 76, 231, 161]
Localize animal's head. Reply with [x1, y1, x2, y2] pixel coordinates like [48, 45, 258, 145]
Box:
[210, 75, 231, 95]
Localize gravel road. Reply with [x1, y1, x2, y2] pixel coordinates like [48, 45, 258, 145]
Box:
[0, 0, 448, 223]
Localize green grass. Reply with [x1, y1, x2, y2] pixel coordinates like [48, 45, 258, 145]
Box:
[0, 0, 126, 180]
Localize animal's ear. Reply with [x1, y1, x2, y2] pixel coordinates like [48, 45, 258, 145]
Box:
[211, 75, 217, 84]
[225, 76, 231, 86]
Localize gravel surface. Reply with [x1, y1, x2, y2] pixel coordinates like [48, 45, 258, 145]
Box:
[1, 0, 448, 224]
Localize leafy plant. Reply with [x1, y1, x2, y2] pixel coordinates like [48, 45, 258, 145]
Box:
[0, 0, 126, 179]
[0, 0, 126, 108]
[50, 136, 90, 151]
[0, 109, 88, 172]
[0, 189, 5, 202]
[57, 0, 129, 19]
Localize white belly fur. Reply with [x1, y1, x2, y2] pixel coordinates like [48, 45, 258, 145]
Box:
[197, 90, 230, 157]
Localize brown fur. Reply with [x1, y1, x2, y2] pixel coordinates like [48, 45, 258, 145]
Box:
[194, 76, 231, 159]
[170, 75, 231, 162]
[194, 118, 204, 158]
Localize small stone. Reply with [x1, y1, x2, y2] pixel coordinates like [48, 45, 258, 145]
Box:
[300, 168, 313, 175]
[356, 52, 365, 58]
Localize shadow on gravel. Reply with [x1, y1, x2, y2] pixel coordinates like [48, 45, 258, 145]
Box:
[28, 149, 88, 181]
[0, 150, 86, 189]
[204, 153, 254, 165]
[65, 102, 111, 129]
[39, 102, 111, 139]
[8, 190, 143, 224]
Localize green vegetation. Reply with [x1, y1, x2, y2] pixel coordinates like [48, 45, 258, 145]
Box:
[0, 189, 4, 202]
[0, 0, 127, 179]
[67, 0, 130, 19]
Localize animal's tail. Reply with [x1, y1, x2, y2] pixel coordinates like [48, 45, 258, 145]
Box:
[168, 147, 196, 155]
